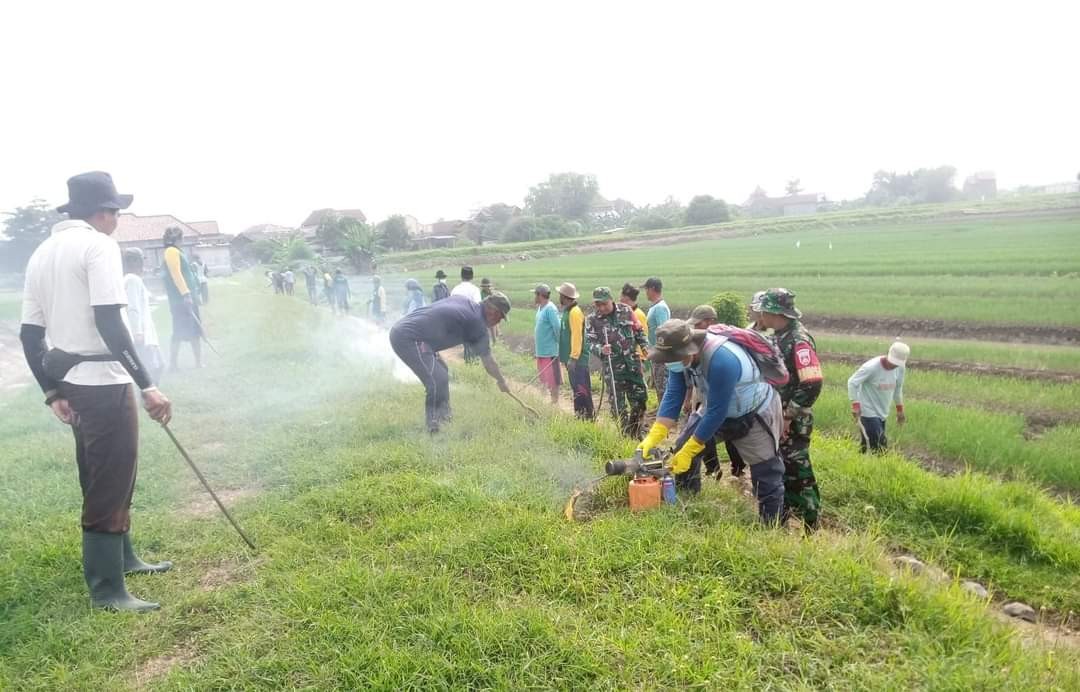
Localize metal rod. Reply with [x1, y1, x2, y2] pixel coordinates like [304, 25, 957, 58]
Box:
[161, 424, 257, 551]
[522, 357, 557, 388]
[603, 326, 622, 422]
[188, 309, 221, 356]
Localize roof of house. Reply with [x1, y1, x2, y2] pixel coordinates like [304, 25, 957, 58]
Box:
[113, 214, 200, 244]
[427, 219, 465, 235]
[188, 220, 221, 235]
[233, 224, 295, 242]
[300, 208, 367, 229]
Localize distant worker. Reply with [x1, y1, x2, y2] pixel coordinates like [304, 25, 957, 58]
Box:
[161, 226, 203, 371]
[848, 341, 909, 453]
[20, 171, 173, 611]
[283, 268, 295, 296]
[303, 265, 318, 304]
[639, 319, 785, 523]
[389, 293, 512, 433]
[557, 282, 593, 420]
[586, 287, 649, 438]
[403, 278, 426, 315]
[452, 266, 482, 361]
[369, 275, 387, 324]
[620, 283, 649, 360]
[481, 277, 500, 342]
[122, 248, 164, 385]
[755, 288, 823, 531]
[271, 271, 284, 295]
[533, 283, 562, 404]
[451, 265, 482, 303]
[192, 255, 210, 304]
[432, 269, 451, 302]
[332, 270, 351, 314]
[642, 277, 671, 400]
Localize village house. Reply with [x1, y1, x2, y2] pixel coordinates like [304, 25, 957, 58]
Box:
[963, 171, 998, 201]
[113, 214, 232, 274]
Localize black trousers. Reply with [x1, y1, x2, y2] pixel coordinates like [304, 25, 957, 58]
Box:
[390, 330, 450, 426]
[59, 382, 139, 534]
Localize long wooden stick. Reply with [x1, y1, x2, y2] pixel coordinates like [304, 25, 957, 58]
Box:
[504, 391, 540, 418]
[162, 424, 257, 551]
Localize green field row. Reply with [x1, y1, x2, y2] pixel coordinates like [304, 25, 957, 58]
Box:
[438, 214, 1080, 327]
[1, 282, 1078, 688]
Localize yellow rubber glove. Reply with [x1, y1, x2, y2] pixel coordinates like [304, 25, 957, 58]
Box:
[670, 436, 706, 474]
[637, 422, 670, 459]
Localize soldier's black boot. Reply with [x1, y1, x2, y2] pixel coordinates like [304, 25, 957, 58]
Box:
[83, 531, 160, 612]
[123, 532, 173, 574]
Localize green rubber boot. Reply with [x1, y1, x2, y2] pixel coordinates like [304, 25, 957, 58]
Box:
[123, 533, 173, 574]
[83, 531, 160, 612]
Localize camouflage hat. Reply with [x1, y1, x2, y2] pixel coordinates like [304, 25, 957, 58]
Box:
[484, 291, 511, 317]
[648, 319, 701, 363]
[592, 286, 614, 302]
[758, 288, 801, 319]
[481, 277, 493, 287]
[689, 304, 717, 324]
[749, 290, 766, 312]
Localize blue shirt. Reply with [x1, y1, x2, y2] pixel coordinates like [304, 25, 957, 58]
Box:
[657, 345, 741, 442]
[534, 301, 561, 357]
[648, 299, 680, 371]
[645, 299, 670, 347]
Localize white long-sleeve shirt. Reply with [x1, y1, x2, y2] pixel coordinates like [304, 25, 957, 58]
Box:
[124, 273, 160, 347]
[847, 357, 904, 420]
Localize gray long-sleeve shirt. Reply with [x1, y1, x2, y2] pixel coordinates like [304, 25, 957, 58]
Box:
[847, 356, 905, 420]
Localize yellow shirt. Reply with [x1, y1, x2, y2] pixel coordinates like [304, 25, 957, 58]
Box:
[633, 307, 649, 358]
[164, 246, 190, 295]
[569, 305, 585, 360]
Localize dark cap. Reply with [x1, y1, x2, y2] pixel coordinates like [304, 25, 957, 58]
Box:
[648, 319, 701, 363]
[435, 269, 447, 279]
[641, 277, 663, 292]
[484, 291, 511, 317]
[461, 266, 474, 280]
[57, 171, 133, 215]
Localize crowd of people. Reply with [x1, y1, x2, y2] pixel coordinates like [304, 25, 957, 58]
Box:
[383, 265, 911, 532]
[18, 170, 911, 611]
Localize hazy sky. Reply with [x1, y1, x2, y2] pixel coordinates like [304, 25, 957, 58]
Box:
[2, 1, 1077, 234]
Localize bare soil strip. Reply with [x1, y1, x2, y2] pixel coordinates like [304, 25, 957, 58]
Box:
[821, 351, 1080, 384]
[803, 315, 1080, 346]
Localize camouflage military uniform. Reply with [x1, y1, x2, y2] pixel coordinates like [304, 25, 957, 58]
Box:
[586, 292, 649, 438]
[762, 289, 823, 530]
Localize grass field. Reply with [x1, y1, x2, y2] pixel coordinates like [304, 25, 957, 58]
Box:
[412, 213, 1080, 327]
[2, 281, 1079, 689]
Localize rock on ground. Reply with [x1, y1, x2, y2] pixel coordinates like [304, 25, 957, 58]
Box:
[961, 580, 989, 598]
[1003, 601, 1038, 623]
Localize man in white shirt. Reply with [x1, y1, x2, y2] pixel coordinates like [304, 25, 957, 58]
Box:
[847, 341, 909, 453]
[20, 171, 174, 612]
[451, 266, 482, 361]
[123, 248, 164, 385]
[450, 265, 482, 303]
